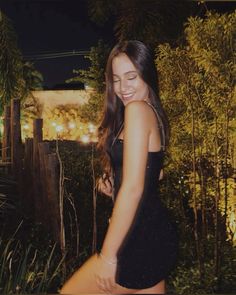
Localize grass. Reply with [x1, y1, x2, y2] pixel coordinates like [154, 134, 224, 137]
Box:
[0, 231, 66, 293]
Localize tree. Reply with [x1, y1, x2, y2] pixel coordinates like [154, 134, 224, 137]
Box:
[0, 10, 24, 113]
[185, 11, 236, 287]
[88, 0, 193, 47]
[67, 40, 110, 124]
[0, 10, 44, 122]
[21, 61, 44, 123]
[156, 11, 236, 293]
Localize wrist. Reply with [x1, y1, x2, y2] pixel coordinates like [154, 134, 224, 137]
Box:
[101, 246, 117, 259]
[98, 252, 117, 265]
[101, 241, 117, 262]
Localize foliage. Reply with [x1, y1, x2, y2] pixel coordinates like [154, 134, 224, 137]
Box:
[0, 175, 19, 225]
[42, 105, 97, 141]
[77, 92, 104, 125]
[67, 40, 110, 124]
[22, 61, 43, 93]
[1, 9, 235, 295]
[0, 11, 44, 116]
[51, 141, 112, 261]
[156, 10, 236, 293]
[0, 11, 24, 113]
[68, 40, 109, 93]
[0, 237, 65, 294]
[20, 62, 44, 130]
[88, 0, 193, 46]
[0, 173, 65, 293]
[168, 241, 236, 294]
[0, 223, 67, 294]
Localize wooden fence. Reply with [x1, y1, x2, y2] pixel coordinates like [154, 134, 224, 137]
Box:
[1, 99, 62, 245]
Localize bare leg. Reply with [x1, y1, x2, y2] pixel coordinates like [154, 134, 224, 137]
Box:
[60, 253, 138, 294]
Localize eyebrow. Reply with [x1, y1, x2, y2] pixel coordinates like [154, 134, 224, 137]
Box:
[113, 70, 137, 77]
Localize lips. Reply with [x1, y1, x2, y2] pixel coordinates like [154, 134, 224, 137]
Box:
[122, 93, 134, 100]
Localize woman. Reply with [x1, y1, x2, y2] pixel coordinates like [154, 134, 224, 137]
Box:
[60, 40, 178, 294]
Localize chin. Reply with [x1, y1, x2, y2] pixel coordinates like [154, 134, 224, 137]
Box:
[123, 100, 132, 106]
[123, 98, 142, 106]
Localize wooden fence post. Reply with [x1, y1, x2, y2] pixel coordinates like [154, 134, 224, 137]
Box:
[38, 142, 50, 225]
[23, 138, 34, 215]
[2, 105, 11, 162]
[45, 153, 61, 244]
[33, 118, 43, 222]
[10, 99, 22, 178]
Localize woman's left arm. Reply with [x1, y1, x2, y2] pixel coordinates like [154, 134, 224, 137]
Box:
[100, 101, 151, 261]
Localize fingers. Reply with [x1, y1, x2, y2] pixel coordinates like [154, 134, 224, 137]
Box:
[106, 177, 113, 189]
[109, 277, 117, 290]
[97, 177, 113, 197]
[99, 182, 112, 196]
[159, 169, 164, 180]
[94, 254, 117, 293]
[95, 275, 116, 293]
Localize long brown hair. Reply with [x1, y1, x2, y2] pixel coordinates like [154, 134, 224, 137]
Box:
[97, 40, 169, 173]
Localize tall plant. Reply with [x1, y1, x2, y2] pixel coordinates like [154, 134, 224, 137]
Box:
[67, 40, 110, 124]
[0, 10, 24, 113]
[0, 11, 43, 116]
[88, 0, 192, 46]
[156, 10, 236, 292]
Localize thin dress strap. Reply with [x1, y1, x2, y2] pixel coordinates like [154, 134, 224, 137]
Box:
[143, 100, 166, 151]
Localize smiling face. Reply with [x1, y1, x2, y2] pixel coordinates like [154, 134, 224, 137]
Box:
[112, 53, 149, 106]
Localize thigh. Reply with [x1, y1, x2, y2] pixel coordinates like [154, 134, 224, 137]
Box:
[60, 253, 138, 294]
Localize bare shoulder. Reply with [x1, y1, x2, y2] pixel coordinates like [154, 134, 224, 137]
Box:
[125, 100, 153, 120]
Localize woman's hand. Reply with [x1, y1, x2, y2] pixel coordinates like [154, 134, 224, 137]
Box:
[159, 169, 164, 180]
[94, 253, 117, 293]
[97, 174, 113, 197]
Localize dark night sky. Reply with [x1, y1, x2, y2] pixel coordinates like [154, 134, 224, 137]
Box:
[0, 0, 235, 88]
[0, 0, 115, 88]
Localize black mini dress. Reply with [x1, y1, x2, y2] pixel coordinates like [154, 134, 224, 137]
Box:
[108, 108, 178, 289]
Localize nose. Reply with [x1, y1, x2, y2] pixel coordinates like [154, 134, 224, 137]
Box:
[120, 79, 129, 93]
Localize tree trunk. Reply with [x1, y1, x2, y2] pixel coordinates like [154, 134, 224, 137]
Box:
[223, 107, 229, 234]
[199, 156, 207, 256]
[10, 99, 22, 179]
[191, 107, 204, 282]
[91, 143, 97, 253]
[2, 105, 11, 162]
[55, 140, 66, 256]
[214, 117, 220, 290]
[33, 118, 43, 223]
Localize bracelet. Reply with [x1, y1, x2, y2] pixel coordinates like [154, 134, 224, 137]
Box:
[99, 252, 117, 265]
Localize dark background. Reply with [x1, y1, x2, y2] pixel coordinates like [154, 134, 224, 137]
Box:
[1, 0, 115, 88]
[0, 0, 235, 88]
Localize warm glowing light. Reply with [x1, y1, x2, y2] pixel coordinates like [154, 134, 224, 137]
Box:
[41, 108, 98, 140]
[81, 134, 90, 143]
[55, 125, 63, 132]
[88, 123, 96, 133]
[68, 122, 76, 129]
[23, 124, 29, 130]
